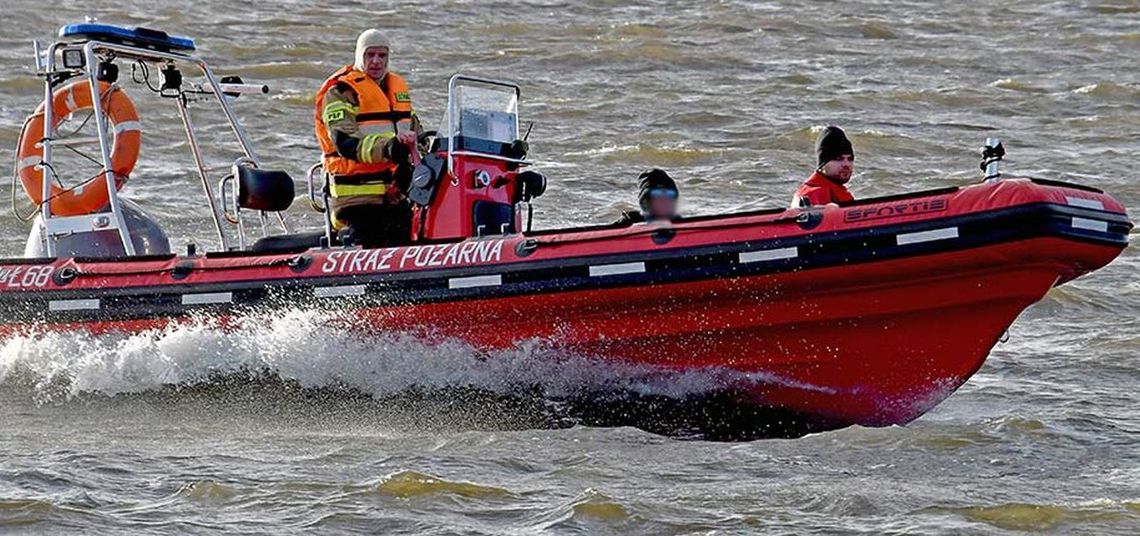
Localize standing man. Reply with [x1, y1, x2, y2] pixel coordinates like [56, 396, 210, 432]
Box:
[314, 29, 421, 247]
[791, 126, 856, 208]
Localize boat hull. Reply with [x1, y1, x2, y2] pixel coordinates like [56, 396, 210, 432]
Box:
[312, 236, 1116, 428]
[0, 179, 1130, 434]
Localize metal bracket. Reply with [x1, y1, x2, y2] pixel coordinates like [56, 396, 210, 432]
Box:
[42, 212, 118, 235]
[981, 137, 1005, 182]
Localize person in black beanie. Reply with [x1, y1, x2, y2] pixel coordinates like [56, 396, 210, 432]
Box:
[616, 168, 680, 225]
[791, 126, 856, 208]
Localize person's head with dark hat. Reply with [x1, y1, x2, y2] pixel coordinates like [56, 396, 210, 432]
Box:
[790, 126, 857, 208]
[815, 125, 855, 184]
[638, 168, 680, 221]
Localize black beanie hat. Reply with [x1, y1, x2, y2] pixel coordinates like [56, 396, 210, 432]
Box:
[638, 168, 678, 209]
[816, 126, 854, 168]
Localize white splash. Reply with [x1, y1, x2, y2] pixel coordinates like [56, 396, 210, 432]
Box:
[0, 309, 818, 402]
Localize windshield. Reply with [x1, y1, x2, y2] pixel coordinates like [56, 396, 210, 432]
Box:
[441, 79, 519, 144]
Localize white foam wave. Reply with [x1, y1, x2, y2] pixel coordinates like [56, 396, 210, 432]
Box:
[0, 309, 792, 402]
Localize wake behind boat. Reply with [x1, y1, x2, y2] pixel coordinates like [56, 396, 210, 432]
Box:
[2, 24, 1131, 436]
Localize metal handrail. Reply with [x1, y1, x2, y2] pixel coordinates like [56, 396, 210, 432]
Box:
[35, 37, 273, 255]
[306, 162, 326, 213]
[305, 162, 335, 247]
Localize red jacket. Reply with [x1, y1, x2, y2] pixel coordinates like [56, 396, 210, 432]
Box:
[791, 171, 854, 207]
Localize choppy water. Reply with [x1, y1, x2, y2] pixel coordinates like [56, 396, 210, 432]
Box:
[0, 0, 1137, 534]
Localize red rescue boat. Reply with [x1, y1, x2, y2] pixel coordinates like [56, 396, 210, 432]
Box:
[2, 24, 1131, 436]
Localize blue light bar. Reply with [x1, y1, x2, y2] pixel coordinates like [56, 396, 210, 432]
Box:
[58, 23, 196, 52]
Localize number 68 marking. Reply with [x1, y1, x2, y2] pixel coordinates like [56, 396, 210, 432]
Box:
[19, 266, 53, 287]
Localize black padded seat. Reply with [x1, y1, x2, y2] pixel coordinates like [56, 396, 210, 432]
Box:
[236, 166, 295, 212]
[250, 231, 326, 253]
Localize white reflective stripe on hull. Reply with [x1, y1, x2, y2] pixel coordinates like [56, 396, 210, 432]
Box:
[1071, 218, 1109, 233]
[896, 227, 959, 246]
[739, 247, 799, 264]
[1065, 197, 1105, 210]
[449, 275, 502, 289]
[181, 292, 233, 305]
[313, 285, 366, 298]
[49, 299, 100, 312]
[588, 262, 646, 277]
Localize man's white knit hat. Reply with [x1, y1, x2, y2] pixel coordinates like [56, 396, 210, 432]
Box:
[354, 29, 392, 72]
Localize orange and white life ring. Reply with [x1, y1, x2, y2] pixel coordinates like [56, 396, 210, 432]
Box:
[17, 80, 141, 216]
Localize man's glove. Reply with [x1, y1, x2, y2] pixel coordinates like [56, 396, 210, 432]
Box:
[394, 162, 413, 194]
[382, 136, 412, 164]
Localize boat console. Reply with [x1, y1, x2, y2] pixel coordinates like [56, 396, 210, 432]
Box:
[306, 75, 547, 247]
[411, 76, 545, 241]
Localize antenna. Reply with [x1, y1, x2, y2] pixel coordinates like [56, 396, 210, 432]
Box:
[31, 40, 44, 72]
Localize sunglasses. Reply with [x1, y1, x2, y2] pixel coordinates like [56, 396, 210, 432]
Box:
[648, 188, 678, 200]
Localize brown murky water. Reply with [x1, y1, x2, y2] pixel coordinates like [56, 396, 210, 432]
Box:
[0, 1, 1137, 534]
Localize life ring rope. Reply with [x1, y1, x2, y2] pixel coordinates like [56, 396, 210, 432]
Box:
[9, 113, 112, 222]
[14, 80, 142, 217]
